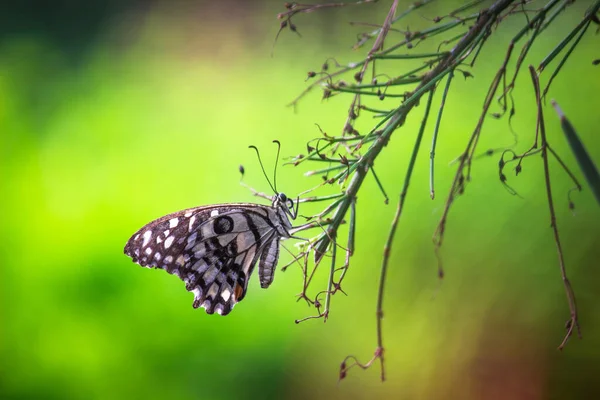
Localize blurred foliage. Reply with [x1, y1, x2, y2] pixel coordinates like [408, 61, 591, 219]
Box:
[1, 1, 600, 399]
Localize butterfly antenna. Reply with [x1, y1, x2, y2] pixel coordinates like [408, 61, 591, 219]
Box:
[272, 140, 281, 193]
[249, 145, 277, 194]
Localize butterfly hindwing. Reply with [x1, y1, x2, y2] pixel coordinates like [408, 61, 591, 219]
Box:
[124, 203, 290, 315]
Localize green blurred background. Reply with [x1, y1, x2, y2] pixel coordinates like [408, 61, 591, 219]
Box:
[1, 1, 599, 399]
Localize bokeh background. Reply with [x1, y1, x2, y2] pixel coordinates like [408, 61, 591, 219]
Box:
[1, 1, 599, 399]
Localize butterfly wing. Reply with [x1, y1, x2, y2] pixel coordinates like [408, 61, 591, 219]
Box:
[124, 204, 283, 315]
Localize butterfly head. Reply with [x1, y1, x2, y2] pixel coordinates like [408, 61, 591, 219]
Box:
[273, 192, 297, 220]
[249, 141, 298, 221]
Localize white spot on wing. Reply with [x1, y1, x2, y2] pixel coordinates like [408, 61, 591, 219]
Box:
[210, 209, 219, 217]
[164, 235, 174, 249]
[169, 217, 179, 228]
[164, 255, 173, 264]
[142, 230, 152, 247]
[156, 236, 163, 244]
[185, 211, 192, 217]
[208, 283, 219, 299]
[188, 215, 196, 231]
[175, 255, 185, 266]
[221, 288, 231, 302]
[154, 252, 162, 261]
[145, 247, 152, 255]
[192, 287, 202, 298]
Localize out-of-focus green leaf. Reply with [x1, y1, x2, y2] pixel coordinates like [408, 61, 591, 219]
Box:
[552, 100, 600, 206]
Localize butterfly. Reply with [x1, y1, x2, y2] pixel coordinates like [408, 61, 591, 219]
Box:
[124, 141, 298, 315]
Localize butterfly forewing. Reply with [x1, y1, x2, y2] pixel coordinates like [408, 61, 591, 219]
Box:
[124, 202, 291, 315]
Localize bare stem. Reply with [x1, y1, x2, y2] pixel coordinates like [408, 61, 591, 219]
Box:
[528, 65, 581, 349]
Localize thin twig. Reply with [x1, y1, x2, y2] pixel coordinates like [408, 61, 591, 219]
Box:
[434, 36, 514, 266]
[429, 70, 454, 199]
[528, 65, 581, 349]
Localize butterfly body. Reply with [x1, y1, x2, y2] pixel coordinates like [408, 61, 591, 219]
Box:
[124, 194, 295, 315]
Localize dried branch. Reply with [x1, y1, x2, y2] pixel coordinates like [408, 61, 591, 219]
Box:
[274, 0, 600, 381]
[528, 65, 581, 348]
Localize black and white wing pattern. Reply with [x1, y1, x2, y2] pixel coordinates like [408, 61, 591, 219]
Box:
[124, 195, 295, 316]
